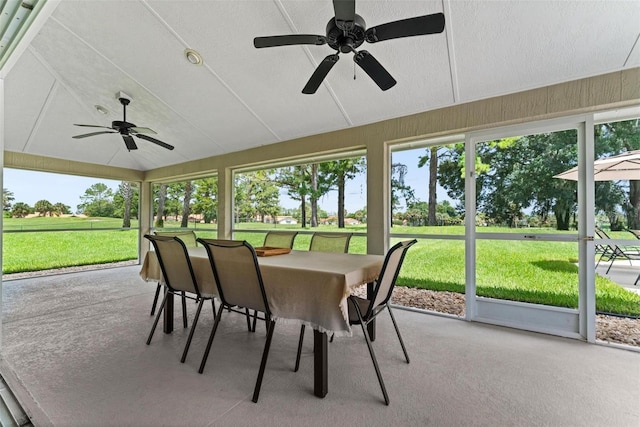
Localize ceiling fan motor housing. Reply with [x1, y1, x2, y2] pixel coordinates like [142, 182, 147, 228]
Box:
[326, 14, 366, 53]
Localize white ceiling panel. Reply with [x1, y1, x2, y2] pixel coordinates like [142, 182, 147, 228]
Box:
[2, 0, 638, 173]
[4, 50, 56, 152]
[450, 0, 640, 102]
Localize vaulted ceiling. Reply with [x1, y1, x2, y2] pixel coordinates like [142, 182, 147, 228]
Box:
[3, 1, 640, 172]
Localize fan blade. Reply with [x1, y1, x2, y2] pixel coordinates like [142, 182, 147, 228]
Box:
[74, 124, 113, 129]
[333, 0, 356, 30]
[354, 50, 396, 91]
[135, 133, 175, 151]
[72, 131, 117, 139]
[365, 13, 445, 43]
[254, 35, 326, 48]
[130, 126, 156, 134]
[302, 54, 340, 95]
[122, 135, 138, 151]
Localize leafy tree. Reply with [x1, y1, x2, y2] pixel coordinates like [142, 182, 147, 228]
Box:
[11, 202, 32, 218]
[3, 188, 14, 212]
[34, 199, 53, 216]
[192, 177, 218, 223]
[155, 183, 167, 227]
[180, 181, 193, 228]
[319, 157, 364, 228]
[114, 181, 137, 228]
[77, 183, 115, 217]
[52, 203, 71, 216]
[391, 163, 415, 224]
[418, 147, 440, 225]
[276, 165, 312, 227]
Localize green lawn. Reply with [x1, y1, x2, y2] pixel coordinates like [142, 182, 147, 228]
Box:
[3, 218, 640, 316]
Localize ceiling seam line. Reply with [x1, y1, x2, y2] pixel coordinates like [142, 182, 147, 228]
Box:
[140, 0, 283, 141]
[442, 0, 459, 103]
[273, 0, 353, 127]
[49, 15, 223, 155]
[19, 74, 58, 153]
[27, 46, 136, 165]
[623, 33, 640, 67]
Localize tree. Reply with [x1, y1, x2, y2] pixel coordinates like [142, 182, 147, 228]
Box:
[192, 177, 218, 223]
[276, 165, 312, 227]
[180, 181, 193, 227]
[319, 157, 364, 228]
[3, 188, 14, 212]
[418, 146, 440, 225]
[115, 181, 136, 228]
[11, 202, 32, 218]
[391, 163, 415, 223]
[155, 184, 167, 227]
[52, 203, 71, 216]
[77, 183, 115, 217]
[34, 199, 53, 216]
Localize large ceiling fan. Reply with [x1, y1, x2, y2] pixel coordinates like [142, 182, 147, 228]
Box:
[72, 93, 174, 151]
[254, 0, 445, 94]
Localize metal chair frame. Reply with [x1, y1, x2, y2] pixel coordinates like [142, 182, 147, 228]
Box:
[144, 234, 216, 364]
[263, 231, 298, 248]
[196, 238, 276, 403]
[149, 230, 198, 321]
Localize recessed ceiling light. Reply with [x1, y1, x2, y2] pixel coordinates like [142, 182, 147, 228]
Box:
[95, 105, 109, 115]
[184, 48, 203, 65]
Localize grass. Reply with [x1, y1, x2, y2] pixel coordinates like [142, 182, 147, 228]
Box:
[3, 219, 640, 316]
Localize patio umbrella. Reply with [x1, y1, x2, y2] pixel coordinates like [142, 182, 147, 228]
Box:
[554, 149, 640, 181]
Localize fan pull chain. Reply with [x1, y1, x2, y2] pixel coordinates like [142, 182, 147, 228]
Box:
[353, 61, 356, 80]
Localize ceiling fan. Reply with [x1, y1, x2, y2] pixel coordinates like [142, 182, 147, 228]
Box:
[72, 94, 174, 151]
[253, 0, 445, 94]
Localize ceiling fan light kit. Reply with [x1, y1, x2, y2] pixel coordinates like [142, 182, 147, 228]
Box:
[254, 0, 445, 94]
[72, 92, 174, 152]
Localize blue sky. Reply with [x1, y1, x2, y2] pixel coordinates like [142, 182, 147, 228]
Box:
[3, 147, 441, 215]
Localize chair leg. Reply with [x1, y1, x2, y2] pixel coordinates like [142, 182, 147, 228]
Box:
[211, 298, 217, 318]
[351, 299, 389, 405]
[294, 324, 305, 372]
[181, 298, 204, 363]
[386, 303, 409, 363]
[199, 306, 224, 374]
[147, 291, 169, 345]
[252, 310, 258, 332]
[245, 308, 253, 332]
[150, 283, 162, 315]
[181, 291, 188, 329]
[252, 319, 276, 403]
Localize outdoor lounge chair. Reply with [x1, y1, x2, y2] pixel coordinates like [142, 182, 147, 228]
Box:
[594, 227, 640, 274]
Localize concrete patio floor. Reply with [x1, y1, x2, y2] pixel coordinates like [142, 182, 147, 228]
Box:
[0, 265, 638, 426]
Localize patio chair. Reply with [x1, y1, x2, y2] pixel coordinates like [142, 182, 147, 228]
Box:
[294, 232, 353, 371]
[263, 231, 298, 248]
[308, 232, 353, 253]
[144, 234, 216, 364]
[594, 227, 640, 274]
[297, 239, 416, 405]
[149, 230, 198, 324]
[196, 239, 276, 403]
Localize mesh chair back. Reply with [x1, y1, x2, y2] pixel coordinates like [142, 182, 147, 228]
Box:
[368, 239, 417, 315]
[263, 231, 298, 248]
[145, 234, 200, 295]
[154, 230, 198, 247]
[309, 233, 353, 253]
[198, 239, 270, 315]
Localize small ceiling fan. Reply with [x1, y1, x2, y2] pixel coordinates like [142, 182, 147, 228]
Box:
[253, 0, 445, 94]
[72, 93, 174, 151]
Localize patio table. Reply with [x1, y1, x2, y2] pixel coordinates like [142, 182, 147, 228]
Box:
[140, 247, 383, 397]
